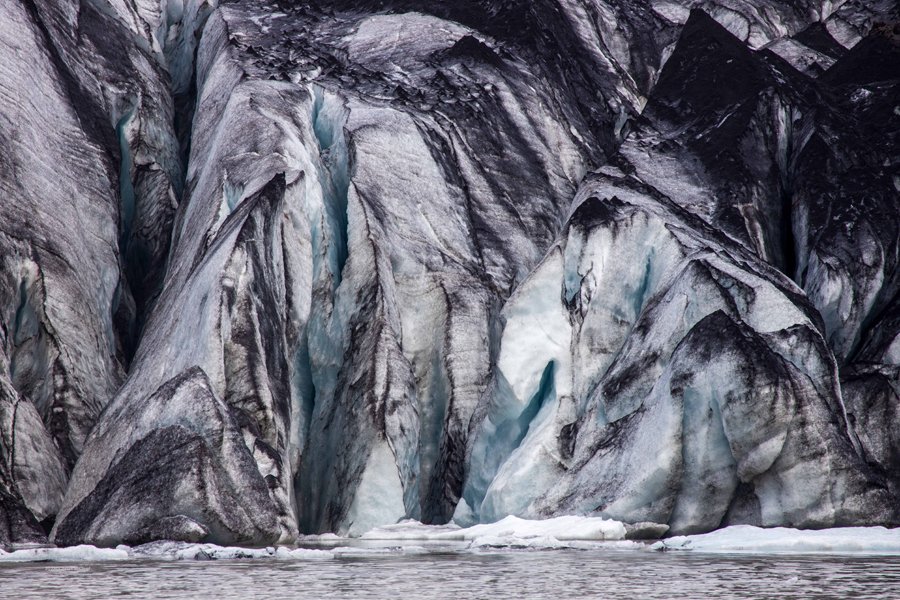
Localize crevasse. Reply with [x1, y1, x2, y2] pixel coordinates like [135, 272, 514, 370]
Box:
[293, 87, 355, 533]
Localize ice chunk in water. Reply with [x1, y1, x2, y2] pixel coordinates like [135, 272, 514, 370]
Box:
[653, 525, 900, 554]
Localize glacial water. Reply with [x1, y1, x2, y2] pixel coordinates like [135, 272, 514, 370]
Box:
[2, 545, 899, 599]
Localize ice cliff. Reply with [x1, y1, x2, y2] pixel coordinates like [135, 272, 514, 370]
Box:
[0, 0, 897, 548]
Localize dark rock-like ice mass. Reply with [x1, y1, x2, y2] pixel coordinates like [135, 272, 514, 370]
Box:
[0, 0, 897, 549]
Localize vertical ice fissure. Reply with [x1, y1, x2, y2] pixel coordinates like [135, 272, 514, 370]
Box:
[115, 110, 138, 260]
[111, 108, 141, 363]
[310, 85, 350, 287]
[8, 280, 30, 383]
[293, 86, 355, 534]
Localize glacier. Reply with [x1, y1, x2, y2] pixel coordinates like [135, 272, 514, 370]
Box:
[0, 0, 898, 551]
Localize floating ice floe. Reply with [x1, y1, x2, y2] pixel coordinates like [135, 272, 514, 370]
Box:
[130, 542, 335, 561]
[652, 525, 900, 554]
[361, 515, 632, 549]
[0, 542, 333, 563]
[0, 545, 131, 563]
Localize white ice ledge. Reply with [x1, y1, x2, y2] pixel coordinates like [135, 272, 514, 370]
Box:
[361, 515, 629, 548]
[653, 525, 900, 555]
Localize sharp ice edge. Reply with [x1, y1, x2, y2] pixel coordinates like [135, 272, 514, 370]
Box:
[653, 525, 900, 555]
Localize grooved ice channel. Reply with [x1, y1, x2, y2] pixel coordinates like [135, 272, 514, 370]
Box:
[311, 85, 350, 287]
[116, 110, 137, 257]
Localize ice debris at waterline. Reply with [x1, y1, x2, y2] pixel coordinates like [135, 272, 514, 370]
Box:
[0, 543, 332, 563]
[5, 524, 900, 563]
[1, 0, 899, 549]
[0, 516, 638, 562]
[361, 515, 632, 546]
[653, 526, 900, 555]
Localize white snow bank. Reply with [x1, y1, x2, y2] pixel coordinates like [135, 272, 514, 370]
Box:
[653, 525, 900, 555]
[361, 515, 629, 548]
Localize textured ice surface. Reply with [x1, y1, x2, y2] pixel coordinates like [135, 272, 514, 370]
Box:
[0, 0, 190, 548]
[3, 0, 899, 549]
[654, 525, 900, 555]
[461, 166, 892, 534]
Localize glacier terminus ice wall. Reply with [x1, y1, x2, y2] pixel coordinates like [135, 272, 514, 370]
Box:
[1, 0, 898, 547]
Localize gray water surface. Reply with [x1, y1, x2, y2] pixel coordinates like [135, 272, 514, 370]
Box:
[2, 549, 899, 599]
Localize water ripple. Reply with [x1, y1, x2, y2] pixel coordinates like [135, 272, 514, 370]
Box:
[2, 550, 899, 599]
